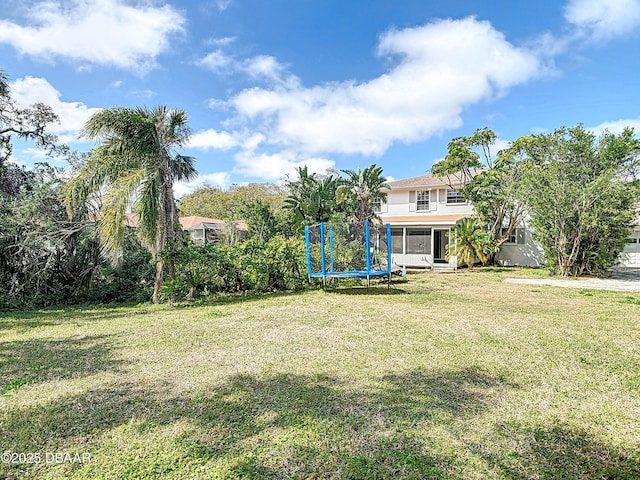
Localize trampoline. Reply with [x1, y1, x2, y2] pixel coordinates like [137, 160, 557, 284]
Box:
[304, 220, 397, 287]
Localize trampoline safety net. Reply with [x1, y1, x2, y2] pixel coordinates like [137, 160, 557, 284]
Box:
[304, 220, 393, 286]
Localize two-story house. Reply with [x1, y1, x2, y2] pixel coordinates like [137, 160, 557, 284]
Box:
[378, 172, 640, 269]
[377, 173, 475, 269]
[377, 172, 541, 269]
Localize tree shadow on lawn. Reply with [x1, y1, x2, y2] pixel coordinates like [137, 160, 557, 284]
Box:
[325, 286, 409, 296]
[0, 304, 153, 329]
[0, 334, 127, 394]
[2, 368, 492, 478]
[2, 367, 638, 479]
[477, 422, 640, 480]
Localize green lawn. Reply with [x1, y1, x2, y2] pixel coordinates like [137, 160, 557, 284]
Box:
[1, 270, 639, 479]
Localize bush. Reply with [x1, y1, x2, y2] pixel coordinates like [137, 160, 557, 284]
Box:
[161, 236, 308, 301]
[91, 232, 154, 303]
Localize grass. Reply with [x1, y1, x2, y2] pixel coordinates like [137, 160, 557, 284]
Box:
[1, 269, 639, 479]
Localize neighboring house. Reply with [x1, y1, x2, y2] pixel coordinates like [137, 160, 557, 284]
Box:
[379, 172, 640, 269]
[179, 216, 248, 245]
[120, 213, 247, 245]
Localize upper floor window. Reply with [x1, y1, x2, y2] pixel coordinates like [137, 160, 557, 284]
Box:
[416, 191, 430, 211]
[446, 189, 466, 204]
[372, 197, 382, 213]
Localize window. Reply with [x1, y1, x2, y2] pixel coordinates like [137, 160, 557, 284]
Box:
[406, 229, 431, 254]
[391, 228, 404, 254]
[446, 189, 466, 204]
[416, 191, 430, 211]
[372, 197, 382, 213]
[627, 238, 639, 245]
[500, 228, 517, 244]
[500, 227, 524, 245]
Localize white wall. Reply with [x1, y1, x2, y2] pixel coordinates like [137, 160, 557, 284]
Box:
[383, 188, 475, 217]
[618, 228, 640, 267]
[495, 226, 545, 267]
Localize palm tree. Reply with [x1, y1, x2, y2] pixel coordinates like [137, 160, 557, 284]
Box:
[336, 164, 388, 236]
[446, 217, 497, 268]
[284, 166, 339, 229]
[64, 105, 197, 302]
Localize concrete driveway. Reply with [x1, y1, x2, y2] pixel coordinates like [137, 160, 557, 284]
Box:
[504, 267, 640, 292]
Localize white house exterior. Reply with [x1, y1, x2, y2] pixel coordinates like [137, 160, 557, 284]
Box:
[620, 226, 640, 267]
[378, 172, 639, 269]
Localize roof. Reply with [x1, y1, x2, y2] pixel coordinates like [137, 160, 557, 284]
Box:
[184, 219, 249, 232]
[92, 213, 248, 231]
[234, 221, 248, 231]
[380, 214, 471, 225]
[124, 213, 139, 228]
[386, 171, 478, 190]
[187, 222, 224, 231]
[179, 215, 225, 229]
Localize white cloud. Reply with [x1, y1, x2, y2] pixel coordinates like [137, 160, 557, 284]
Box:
[206, 98, 229, 110]
[228, 17, 543, 158]
[197, 50, 293, 85]
[197, 50, 233, 73]
[208, 36, 236, 46]
[10, 76, 100, 142]
[243, 55, 289, 83]
[131, 89, 156, 99]
[189, 128, 240, 150]
[492, 138, 512, 155]
[0, 0, 185, 73]
[213, 0, 232, 12]
[233, 149, 335, 181]
[174, 172, 231, 198]
[564, 0, 640, 41]
[588, 117, 640, 135]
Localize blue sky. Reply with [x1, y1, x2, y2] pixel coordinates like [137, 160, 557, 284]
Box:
[2, 0, 640, 196]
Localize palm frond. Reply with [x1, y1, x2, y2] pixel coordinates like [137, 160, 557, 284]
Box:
[170, 154, 198, 182]
[137, 172, 162, 251]
[63, 149, 130, 215]
[96, 168, 146, 260]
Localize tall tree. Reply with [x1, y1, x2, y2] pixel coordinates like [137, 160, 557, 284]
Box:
[178, 182, 287, 220]
[0, 162, 119, 307]
[517, 125, 640, 276]
[0, 68, 65, 196]
[64, 105, 197, 302]
[432, 127, 528, 261]
[284, 166, 340, 229]
[336, 164, 389, 235]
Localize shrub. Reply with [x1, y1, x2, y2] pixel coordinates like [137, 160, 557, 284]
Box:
[162, 236, 308, 301]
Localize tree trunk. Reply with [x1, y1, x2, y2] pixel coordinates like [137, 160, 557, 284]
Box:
[151, 164, 182, 303]
[152, 258, 164, 303]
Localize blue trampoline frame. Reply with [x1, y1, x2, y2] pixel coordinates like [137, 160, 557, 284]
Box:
[304, 220, 393, 287]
